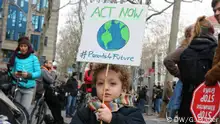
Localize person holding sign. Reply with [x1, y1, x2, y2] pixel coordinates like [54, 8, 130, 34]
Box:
[178, 16, 217, 124]
[71, 64, 146, 124]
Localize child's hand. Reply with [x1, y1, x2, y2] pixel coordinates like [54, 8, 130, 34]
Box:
[97, 103, 112, 123]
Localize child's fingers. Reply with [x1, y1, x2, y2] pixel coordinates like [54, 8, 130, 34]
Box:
[101, 103, 107, 108]
[98, 108, 104, 113]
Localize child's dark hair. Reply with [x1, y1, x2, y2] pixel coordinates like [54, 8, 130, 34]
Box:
[93, 64, 131, 92]
[212, 0, 220, 8]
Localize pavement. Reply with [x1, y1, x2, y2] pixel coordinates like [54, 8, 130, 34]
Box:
[143, 115, 177, 124]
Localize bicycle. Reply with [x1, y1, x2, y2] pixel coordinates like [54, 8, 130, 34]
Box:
[30, 86, 65, 124]
[29, 92, 47, 124]
[72, 90, 91, 117]
[0, 68, 29, 124]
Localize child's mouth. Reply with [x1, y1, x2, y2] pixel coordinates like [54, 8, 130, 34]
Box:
[105, 93, 111, 96]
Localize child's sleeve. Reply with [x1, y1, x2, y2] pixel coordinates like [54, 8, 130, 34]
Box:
[70, 114, 84, 124]
[110, 108, 146, 124]
[71, 107, 88, 124]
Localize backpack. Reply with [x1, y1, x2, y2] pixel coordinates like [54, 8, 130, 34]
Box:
[178, 39, 216, 93]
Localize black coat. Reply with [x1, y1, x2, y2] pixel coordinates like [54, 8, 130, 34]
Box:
[65, 77, 78, 96]
[70, 107, 146, 124]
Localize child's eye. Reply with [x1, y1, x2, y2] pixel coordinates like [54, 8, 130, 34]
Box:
[110, 82, 116, 85]
[97, 82, 104, 85]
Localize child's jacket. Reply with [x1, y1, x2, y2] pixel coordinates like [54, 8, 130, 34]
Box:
[70, 106, 146, 124]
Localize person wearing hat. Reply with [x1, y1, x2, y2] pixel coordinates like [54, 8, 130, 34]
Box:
[7, 36, 41, 111]
[64, 72, 78, 117]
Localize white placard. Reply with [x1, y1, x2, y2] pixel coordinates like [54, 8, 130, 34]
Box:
[77, 3, 148, 66]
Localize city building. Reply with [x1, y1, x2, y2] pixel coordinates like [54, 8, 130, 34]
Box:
[0, 0, 60, 66]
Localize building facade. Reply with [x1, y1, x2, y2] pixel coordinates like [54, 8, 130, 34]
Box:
[0, 0, 59, 65]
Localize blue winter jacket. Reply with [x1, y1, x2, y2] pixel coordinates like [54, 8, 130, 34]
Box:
[12, 54, 41, 88]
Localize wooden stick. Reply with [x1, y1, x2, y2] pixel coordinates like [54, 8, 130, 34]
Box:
[100, 64, 110, 124]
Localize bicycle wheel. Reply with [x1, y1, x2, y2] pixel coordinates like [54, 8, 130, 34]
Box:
[13, 101, 29, 124]
[30, 103, 39, 124]
[36, 102, 47, 124]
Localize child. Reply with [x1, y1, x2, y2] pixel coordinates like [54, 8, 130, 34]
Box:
[71, 64, 146, 124]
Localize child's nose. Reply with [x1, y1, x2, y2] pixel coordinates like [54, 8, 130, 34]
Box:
[105, 83, 110, 90]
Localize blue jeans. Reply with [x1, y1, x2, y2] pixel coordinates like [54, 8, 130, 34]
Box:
[66, 95, 76, 116]
[137, 99, 146, 113]
[155, 98, 162, 113]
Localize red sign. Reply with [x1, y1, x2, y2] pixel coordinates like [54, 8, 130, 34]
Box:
[191, 82, 220, 124]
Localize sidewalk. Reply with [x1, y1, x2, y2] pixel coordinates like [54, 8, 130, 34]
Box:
[143, 114, 177, 124]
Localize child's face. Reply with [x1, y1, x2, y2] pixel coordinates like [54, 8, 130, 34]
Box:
[96, 69, 123, 102]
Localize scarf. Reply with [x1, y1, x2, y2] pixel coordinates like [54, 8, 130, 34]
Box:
[41, 66, 51, 72]
[8, 46, 34, 67]
[88, 94, 134, 112]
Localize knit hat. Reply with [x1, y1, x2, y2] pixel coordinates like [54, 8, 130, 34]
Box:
[18, 36, 31, 46]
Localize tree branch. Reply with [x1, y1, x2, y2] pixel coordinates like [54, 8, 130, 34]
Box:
[148, 5, 159, 12]
[52, 1, 79, 12]
[8, 1, 27, 17]
[126, 0, 138, 4]
[32, 0, 41, 10]
[164, 0, 173, 4]
[182, 0, 203, 2]
[78, 0, 83, 34]
[146, 2, 174, 21]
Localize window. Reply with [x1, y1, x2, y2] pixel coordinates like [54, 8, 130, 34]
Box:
[2, 50, 14, 63]
[44, 36, 48, 46]
[7, 8, 13, 19]
[20, 0, 24, 7]
[31, 34, 40, 51]
[18, 12, 23, 27]
[32, 0, 37, 4]
[18, 32, 25, 38]
[41, 16, 44, 26]
[6, 30, 15, 40]
[14, 0, 18, 4]
[40, 56, 46, 65]
[8, 8, 16, 26]
[0, 0, 2, 8]
[0, 8, 2, 18]
[0, 0, 2, 18]
[42, 0, 48, 8]
[32, 15, 43, 32]
[32, 15, 39, 31]
[37, 3, 40, 11]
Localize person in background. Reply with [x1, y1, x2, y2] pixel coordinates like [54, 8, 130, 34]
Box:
[84, 63, 94, 93]
[65, 72, 78, 118]
[137, 87, 147, 113]
[163, 25, 193, 119]
[41, 60, 65, 124]
[7, 36, 41, 111]
[155, 85, 163, 115]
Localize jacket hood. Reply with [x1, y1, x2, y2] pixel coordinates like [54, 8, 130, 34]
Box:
[189, 34, 217, 51]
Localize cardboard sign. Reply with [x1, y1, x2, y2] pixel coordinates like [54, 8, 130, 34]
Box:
[191, 82, 220, 124]
[76, 3, 148, 66]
